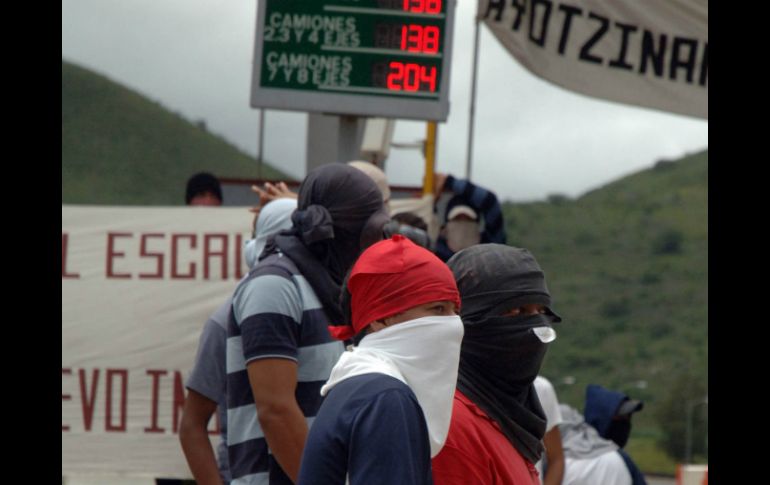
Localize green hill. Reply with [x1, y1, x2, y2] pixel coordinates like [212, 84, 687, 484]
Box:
[62, 60, 290, 205]
[503, 150, 708, 471]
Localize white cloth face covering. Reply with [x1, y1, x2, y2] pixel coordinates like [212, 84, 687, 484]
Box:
[321, 315, 464, 457]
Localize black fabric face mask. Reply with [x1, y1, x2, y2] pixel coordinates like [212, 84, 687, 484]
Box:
[461, 314, 551, 389]
[605, 419, 632, 448]
[456, 313, 554, 464]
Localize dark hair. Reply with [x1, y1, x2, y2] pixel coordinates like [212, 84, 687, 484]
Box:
[338, 267, 378, 346]
[185, 172, 222, 204]
[392, 212, 428, 231]
[383, 220, 431, 249]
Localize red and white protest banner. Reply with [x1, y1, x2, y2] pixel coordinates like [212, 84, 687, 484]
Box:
[62, 205, 254, 479]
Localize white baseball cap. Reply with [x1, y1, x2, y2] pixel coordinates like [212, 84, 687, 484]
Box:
[447, 205, 478, 221]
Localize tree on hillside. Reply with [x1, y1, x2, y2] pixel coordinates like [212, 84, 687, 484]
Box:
[654, 370, 708, 462]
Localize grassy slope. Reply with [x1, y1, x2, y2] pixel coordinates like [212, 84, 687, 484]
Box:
[503, 150, 708, 473]
[62, 60, 290, 205]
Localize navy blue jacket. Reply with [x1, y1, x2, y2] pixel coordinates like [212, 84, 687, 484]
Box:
[297, 373, 433, 485]
[584, 384, 627, 437]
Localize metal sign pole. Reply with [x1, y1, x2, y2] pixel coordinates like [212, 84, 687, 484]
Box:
[258, 109, 265, 179]
[306, 114, 365, 174]
[466, 8, 481, 181]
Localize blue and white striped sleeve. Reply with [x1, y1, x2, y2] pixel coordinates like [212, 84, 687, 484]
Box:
[233, 273, 304, 364]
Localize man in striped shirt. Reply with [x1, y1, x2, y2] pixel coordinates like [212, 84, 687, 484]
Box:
[226, 164, 389, 485]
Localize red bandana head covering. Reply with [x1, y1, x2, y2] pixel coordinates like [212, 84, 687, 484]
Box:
[328, 234, 460, 340]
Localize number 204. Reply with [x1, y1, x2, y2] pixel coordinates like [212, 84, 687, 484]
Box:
[387, 62, 437, 92]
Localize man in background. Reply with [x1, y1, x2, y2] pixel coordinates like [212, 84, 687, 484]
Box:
[432, 173, 506, 261]
[186, 172, 223, 206]
[557, 385, 647, 485]
[583, 385, 647, 485]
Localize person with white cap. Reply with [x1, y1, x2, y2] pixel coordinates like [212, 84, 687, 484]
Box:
[432, 244, 561, 484]
[432, 173, 506, 262]
[297, 235, 464, 485]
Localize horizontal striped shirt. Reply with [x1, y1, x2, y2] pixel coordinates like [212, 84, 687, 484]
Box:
[226, 252, 344, 485]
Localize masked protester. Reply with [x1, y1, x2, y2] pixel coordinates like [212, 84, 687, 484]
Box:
[584, 384, 642, 448]
[581, 385, 647, 485]
[297, 235, 464, 485]
[432, 244, 561, 485]
[226, 164, 389, 485]
[243, 197, 297, 268]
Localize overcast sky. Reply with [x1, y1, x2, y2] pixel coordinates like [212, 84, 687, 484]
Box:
[62, 0, 708, 202]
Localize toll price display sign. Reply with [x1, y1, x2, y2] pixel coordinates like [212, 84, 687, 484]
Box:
[250, 0, 456, 121]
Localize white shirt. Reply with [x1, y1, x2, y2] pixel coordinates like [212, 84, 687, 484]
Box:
[534, 376, 564, 483]
[563, 451, 633, 485]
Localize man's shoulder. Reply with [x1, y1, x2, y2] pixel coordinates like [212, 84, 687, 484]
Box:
[325, 374, 418, 414]
[337, 374, 413, 397]
[208, 297, 233, 330]
[447, 390, 497, 437]
[534, 376, 556, 399]
[238, 253, 322, 299]
[319, 375, 427, 445]
[233, 255, 305, 314]
[250, 253, 300, 280]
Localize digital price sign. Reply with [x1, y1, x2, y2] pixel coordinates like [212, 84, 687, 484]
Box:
[250, 0, 456, 121]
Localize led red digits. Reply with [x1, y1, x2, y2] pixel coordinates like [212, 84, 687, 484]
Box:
[400, 25, 440, 54]
[420, 64, 437, 91]
[386, 62, 437, 92]
[387, 62, 404, 90]
[423, 26, 439, 53]
[403, 64, 418, 90]
[402, 0, 441, 14]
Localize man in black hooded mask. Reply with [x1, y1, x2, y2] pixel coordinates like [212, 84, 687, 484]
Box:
[225, 164, 389, 485]
[432, 244, 561, 485]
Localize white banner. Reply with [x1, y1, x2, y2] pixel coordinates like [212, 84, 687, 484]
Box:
[478, 0, 708, 119]
[62, 205, 255, 479]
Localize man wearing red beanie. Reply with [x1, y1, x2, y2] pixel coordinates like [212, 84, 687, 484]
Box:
[297, 235, 464, 485]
